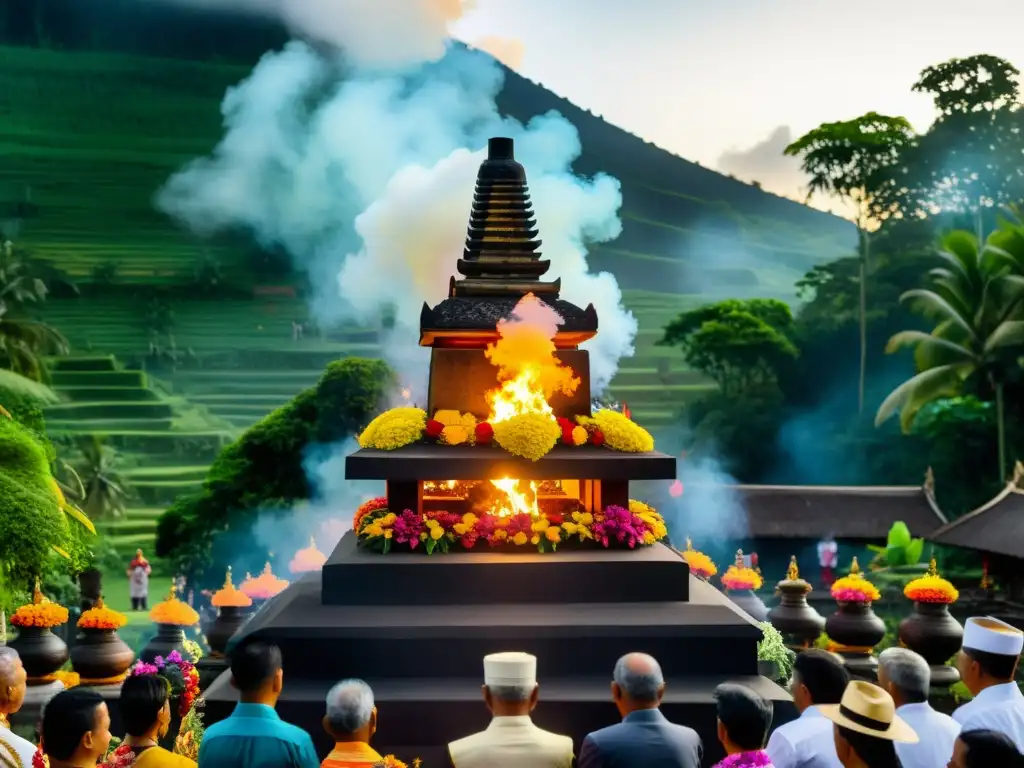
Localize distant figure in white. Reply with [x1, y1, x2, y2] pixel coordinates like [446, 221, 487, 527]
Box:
[127, 549, 152, 611]
[818, 535, 838, 588]
[292, 320, 304, 341]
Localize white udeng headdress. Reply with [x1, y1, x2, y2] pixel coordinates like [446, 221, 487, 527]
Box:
[483, 652, 537, 687]
[963, 616, 1024, 656]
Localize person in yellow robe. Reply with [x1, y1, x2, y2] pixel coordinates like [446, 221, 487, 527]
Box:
[320, 680, 385, 768]
[101, 675, 195, 768]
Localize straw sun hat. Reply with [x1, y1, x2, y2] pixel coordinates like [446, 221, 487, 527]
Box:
[820, 680, 918, 743]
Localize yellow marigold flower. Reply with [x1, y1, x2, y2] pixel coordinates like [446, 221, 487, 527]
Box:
[430, 526, 444, 541]
[434, 410, 463, 426]
[359, 407, 427, 450]
[494, 529, 508, 540]
[364, 523, 385, 537]
[425, 519, 440, 529]
[493, 412, 560, 461]
[578, 410, 654, 453]
[642, 531, 656, 545]
[512, 532, 528, 546]
[531, 534, 541, 545]
[462, 513, 477, 525]
[440, 425, 469, 446]
[545, 526, 561, 543]
[531, 519, 550, 532]
[577, 526, 593, 541]
[562, 521, 578, 534]
[454, 523, 469, 535]
[574, 511, 594, 526]
[383, 529, 393, 539]
[460, 412, 478, 430]
[419, 532, 428, 541]
[382, 512, 397, 525]
[571, 425, 588, 446]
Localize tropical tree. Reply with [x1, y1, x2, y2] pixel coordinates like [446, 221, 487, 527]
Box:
[0, 241, 69, 380]
[785, 113, 916, 414]
[74, 436, 130, 519]
[875, 228, 1024, 482]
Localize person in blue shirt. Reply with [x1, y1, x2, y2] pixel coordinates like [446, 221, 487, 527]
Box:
[199, 639, 319, 768]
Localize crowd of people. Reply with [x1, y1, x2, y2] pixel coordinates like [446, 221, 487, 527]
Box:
[2, 615, 1024, 767]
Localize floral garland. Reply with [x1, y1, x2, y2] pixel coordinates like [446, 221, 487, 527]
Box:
[904, 557, 959, 604]
[174, 698, 206, 761]
[831, 557, 881, 603]
[130, 650, 200, 716]
[681, 538, 718, 580]
[357, 406, 654, 462]
[356, 499, 668, 554]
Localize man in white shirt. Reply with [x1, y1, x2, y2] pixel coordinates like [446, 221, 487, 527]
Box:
[765, 649, 849, 768]
[447, 652, 573, 768]
[953, 615, 1024, 751]
[877, 647, 959, 768]
[0, 647, 36, 768]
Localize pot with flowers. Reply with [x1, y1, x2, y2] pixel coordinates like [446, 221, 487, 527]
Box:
[680, 538, 718, 582]
[130, 649, 200, 748]
[239, 562, 290, 611]
[721, 550, 767, 621]
[71, 597, 134, 684]
[198, 568, 252, 692]
[142, 585, 200, 664]
[9, 580, 70, 682]
[899, 556, 963, 686]
[757, 621, 796, 684]
[826, 557, 884, 678]
[767, 556, 825, 650]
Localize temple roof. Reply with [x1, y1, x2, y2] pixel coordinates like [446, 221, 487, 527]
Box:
[928, 462, 1024, 559]
[715, 478, 947, 539]
[421, 295, 598, 334]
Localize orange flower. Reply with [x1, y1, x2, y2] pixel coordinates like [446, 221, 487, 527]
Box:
[77, 598, 127, 630]
[240, 563, 289, 600]
[149, 587, 200, 626]
[11, 602, 69, 629]
[904, 558, 959, 604]
[210, 568, 253, 608]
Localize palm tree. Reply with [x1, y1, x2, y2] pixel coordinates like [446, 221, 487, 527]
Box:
[875, 229, 1024, 482]
[74, 436, 130, 519]
[0, 244, 69, 380]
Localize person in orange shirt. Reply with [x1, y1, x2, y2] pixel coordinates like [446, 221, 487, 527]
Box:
[320, 680, 383, 768]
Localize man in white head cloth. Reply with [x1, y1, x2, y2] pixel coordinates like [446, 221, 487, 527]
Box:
[954, 616, 1024, 750]
[0, 647, 35, 768]
[447, 652, 572, 768]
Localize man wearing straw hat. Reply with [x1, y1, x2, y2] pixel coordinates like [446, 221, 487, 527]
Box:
[447, 652, 572, 768]
[819, 680, 918, 768]
[954, 616, 1024, 750]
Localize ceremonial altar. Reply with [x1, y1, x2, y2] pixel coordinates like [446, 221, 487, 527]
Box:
[204, 137, 793, 762]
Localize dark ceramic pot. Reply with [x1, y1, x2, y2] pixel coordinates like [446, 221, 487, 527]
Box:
[899, 602, 963, 686]
[729, 590, 769, 622]
[10, 626, 70, 680]
[78, 569, 103, 612]
[141, 623, 188, 663]
[768, 582, 825, 649]
[71, 629, 135, 681]
[206, 606, 249, 657]
[196, 655, 230, 694]
[826, 601, 885, 680]
[757, 659, 781, 681]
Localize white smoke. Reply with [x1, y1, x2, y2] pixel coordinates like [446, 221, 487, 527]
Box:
[156, 8, 636, 394]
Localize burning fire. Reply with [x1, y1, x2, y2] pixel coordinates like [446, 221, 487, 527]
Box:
[423, 479, 565, 518]
[490, 478, 540, 517]
[485, 294, 579, 423]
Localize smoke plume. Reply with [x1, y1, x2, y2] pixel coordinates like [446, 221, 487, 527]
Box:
[157, 14, 635, 394]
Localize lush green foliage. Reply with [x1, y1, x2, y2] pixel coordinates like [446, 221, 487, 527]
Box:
[156, 357, 393, 580]
[868, 522, 925, 569]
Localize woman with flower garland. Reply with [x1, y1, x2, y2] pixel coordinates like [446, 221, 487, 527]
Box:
[101, 676, 196, 768]
[712, 683, 775, 768]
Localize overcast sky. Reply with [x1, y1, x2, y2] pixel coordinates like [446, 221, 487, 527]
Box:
[452, 0, 1024, 213]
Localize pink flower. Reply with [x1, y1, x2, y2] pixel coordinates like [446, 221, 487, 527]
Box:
[393, 510, 424, 549]
[131, 662, 160, 676]
[833, 588, 874, 603]
[593, 505, 646, 549]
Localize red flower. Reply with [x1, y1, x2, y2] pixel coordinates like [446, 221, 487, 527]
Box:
[546, 512, 564, 526]
[591, 429, 606, 446]
[561, 425, 575, 445]
[556, 416, 572, 429]
[475, 422, 494, 444]
[425, 419, 444, 439]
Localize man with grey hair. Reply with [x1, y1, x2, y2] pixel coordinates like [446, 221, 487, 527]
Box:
[321, 679, 382, 767]
[0, 647, 35, 768]
[578, 652, 702, 768]
[877, 647, 959, 768]
[447, 652, 572, 768]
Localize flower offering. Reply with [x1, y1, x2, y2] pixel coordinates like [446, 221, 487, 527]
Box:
[240, 562, 289, 600]
[831, 557, 881, 603]
[722, 550, 763, 591]
[131, 650, 200, 716]
[77, 597, 128, 630]
[681, 538, 718, 580]
[904, 557, 959, 604]
[149, 585, 200, 627]
[210, 568, 252, 608]
[11, 581, 69, 628]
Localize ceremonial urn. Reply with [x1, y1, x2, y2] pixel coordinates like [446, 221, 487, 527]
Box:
[826, 602, 885, 680]
[767, 556, 825, 650]
[141, 623, 188, 663]
[198, 568, 253, 692]
[10, 627, 69, 681]
[722, 550, 768, 622]
[898, 560, 963, 687]
[71, 629, 134, 682]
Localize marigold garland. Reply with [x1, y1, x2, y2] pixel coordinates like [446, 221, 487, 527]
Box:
[77, 598, 127, 630]
[492, 412, 561, 461]
[356, 500, 667, 554]
[358, 407, 427, 450]
[831, 557, 881, 603]
[904, 557, 959, 604]
[577, 409, 654, 453]
[681, 537, 717, 580]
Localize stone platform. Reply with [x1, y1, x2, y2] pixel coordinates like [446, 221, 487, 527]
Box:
[205, 532, 794, 765]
